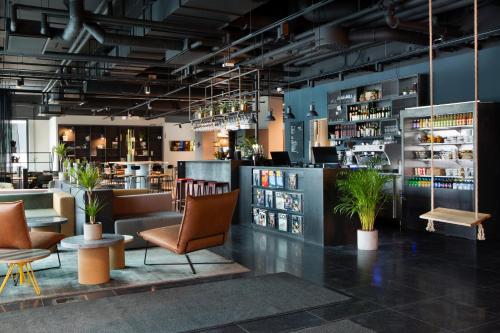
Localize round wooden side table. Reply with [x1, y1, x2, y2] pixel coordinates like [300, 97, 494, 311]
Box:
[109, 235, 134, 270]
[60, 234, 123, 285]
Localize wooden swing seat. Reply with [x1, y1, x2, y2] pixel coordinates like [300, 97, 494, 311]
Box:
[420, 207, 490, 227]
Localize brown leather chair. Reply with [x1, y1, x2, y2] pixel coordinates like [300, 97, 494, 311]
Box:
[138, 190, 239, 274]
[0, 201, 66, 272]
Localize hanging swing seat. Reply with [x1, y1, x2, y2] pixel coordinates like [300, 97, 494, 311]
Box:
[420, 207, 490, 227]
[420, 207, 490, 240]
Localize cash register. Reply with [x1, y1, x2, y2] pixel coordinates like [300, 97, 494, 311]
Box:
[312, 147, 340, 168]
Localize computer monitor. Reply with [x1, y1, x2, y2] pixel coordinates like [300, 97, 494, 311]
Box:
[271, 151, 291, 166]
[312, 146, 339, 164]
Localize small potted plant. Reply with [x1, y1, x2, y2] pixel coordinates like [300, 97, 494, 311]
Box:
[53, 143, 67, 180]
[240, 98, 249, 112]
[218, 101, 228, 115]
[62, 158, 71, 181]
[77, 165, 105, 240]
[239, 137, 257, 160]
[334, 168, 390, 250]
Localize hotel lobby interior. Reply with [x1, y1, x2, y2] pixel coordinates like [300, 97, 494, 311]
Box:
[2, 0, 500, 332]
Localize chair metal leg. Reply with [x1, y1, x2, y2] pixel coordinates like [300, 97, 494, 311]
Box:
[142, 243, 234, 275]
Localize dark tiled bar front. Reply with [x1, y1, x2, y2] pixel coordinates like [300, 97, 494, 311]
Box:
[1, 1, 500, 332]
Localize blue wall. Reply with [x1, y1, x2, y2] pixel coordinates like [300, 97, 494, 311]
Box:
[284, 44, 500, 162]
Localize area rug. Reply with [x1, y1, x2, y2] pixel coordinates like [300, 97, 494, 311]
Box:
[292, 320, 375, 333]
[0, 273, 350, 333]
[0, 247, 249, 304]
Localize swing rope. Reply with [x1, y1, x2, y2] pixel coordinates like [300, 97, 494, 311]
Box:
[425, 0, 485, 240]
[426, 0, 435, 233]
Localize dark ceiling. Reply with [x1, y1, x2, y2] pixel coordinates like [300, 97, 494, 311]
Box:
[1, 0, 499, 121]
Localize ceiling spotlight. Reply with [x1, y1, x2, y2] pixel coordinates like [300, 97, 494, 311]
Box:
[276, 87, 283, 93]
[16, 78, 24, 87]
[78, 101, 85, 106]
[265, 109, 276, 122]
[284, 106, 296, 119]
[306, 104, 318, 118]
[144, 84, 151, 95]
[147, 102, 152, 110]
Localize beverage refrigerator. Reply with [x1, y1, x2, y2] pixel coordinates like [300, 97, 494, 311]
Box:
[401, 101, 500, 240]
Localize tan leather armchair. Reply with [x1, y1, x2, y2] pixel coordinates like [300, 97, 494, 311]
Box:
[0, 201, 65, 271]
[138, 190, 239, 274]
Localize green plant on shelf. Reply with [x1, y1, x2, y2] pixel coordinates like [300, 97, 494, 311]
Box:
[238, 137, 257, 159]
[334, 168, 390, 231]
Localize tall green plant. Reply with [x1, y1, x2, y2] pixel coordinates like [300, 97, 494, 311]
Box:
[334, 169, 390, 231]
[53, 143, 67, 170]
[77, 165, 104, 224]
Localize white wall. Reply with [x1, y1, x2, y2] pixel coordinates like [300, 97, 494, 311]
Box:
[49, 115, 197, 166]
[28, 120, 52, 171]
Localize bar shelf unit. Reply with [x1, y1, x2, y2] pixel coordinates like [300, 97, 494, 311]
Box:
[327, 74, 428, 149]
[58, 125, 163, 163]
[401, 101, 500, 240]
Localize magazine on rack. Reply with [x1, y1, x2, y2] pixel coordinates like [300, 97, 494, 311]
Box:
[291, 215, 303, 235]
[252, 169, 260, 186]
[275, 170, 284, 188]
[261, 170, 269, 187]
[258, 209, 267, 227]
[275, 192, 285, 210]
[268, 212, 276, 228]
[256, 189, 265, 206]
[288, 173, 298, 190]
[278, 213, 288, 232]
[265, 190, 274, 208]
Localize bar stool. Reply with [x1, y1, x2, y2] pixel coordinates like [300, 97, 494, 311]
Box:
[207, 181, 230, 195]
[194, 180, 208, 196]
[175, 178, 192, 211]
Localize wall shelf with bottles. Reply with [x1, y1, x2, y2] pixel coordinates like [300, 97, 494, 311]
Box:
[326, 74, 428, 149]
[401, 101, 500, 240]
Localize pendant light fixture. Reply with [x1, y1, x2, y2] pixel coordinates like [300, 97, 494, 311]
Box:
[265, 108, 276, 121]
[265, 71, 275, 121]
[306, 103, 318, 118]
[284, 105, 296, 119]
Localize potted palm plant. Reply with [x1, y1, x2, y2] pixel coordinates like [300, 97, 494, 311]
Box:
[334, 168, 390, 250]
[77, 165, 105, 240]
[53, 143, 67, 180]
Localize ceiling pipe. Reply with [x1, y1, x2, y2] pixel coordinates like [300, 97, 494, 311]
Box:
[170, 0, 340, 75]
[82, 22, 186, 50]
[289, 26, 500, 86]
[0, 50, 174, 67]
[61, 0, 84, 41]
[42, 0, 109, 93]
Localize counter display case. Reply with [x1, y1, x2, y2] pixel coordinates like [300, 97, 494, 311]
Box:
[239, 166, 355, 247]
[401, 101, 500, 239]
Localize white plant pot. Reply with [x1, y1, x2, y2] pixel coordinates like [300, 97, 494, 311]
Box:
[357, 229, 378, 251]
[84, 222, 102, 240]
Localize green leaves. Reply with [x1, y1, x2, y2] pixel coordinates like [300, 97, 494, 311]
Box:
[80, 195, 106, 224]
[53, 143, 67, 157]
[77, 165, 101, 191]
[334, 168, 390, 231]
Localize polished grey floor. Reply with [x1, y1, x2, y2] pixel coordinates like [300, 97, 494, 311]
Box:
[2, 225, 500, 332]
[204, 225, 500, 333]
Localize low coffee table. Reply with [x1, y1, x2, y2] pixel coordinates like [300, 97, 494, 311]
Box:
[60, 234, 124, 285]
[27, 216, 68, 233]
[0, 249, 51, 296]
[109, 235, 134, 270]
